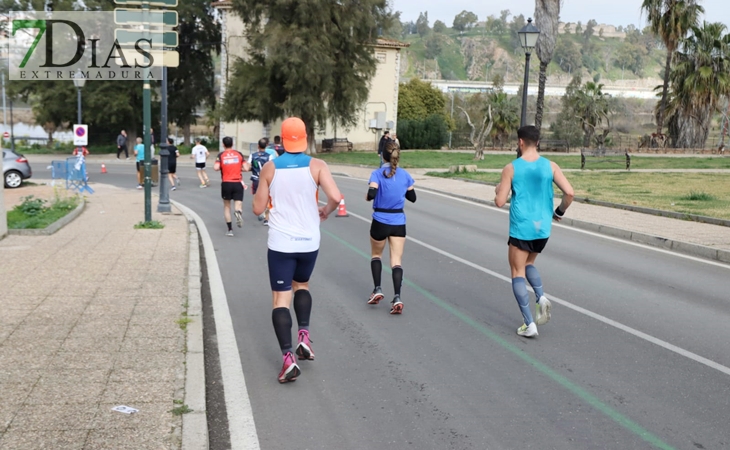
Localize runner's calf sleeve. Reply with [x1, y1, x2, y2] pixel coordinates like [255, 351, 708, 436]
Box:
[392, 266, 403, 297]
[293, 289, 312, 330]
[371, 258, 382, 288]
[272, 307, 293, 355]
[525, 265, 545, 300]
[511, 277, 534, 326]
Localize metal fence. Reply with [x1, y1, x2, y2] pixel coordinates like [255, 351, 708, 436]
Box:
[51, 157, 94, 194]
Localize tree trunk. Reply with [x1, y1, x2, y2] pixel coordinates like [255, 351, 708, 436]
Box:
[535, 61, 549, 133]
[47, 129, 54, 147]
[183, 124, 191, 146]
[656, 49, 672, 137]
[303, 118, 317, 155]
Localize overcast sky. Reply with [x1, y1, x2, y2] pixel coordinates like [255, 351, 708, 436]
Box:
[393, 0, 730, 29]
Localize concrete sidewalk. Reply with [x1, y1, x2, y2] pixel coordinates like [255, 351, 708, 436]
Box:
[329, 164, 730, 262]
[0, 182, 197, 449]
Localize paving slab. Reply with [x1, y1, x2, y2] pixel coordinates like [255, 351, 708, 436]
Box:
[0, 182, 194, 450]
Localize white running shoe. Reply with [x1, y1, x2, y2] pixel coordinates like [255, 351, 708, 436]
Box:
[235, 210, 243, 228]
[226, 230, 234, 237]
[535, 296, 552, 325]
[517, 322, 538, 338]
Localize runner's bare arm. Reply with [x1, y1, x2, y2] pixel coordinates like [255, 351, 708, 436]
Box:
[213, 156, 221, 171]
[312, 159, 341, 221]
[551, 161, 574, 219]
[252, 161, 274, 216]
[494, 164, 514, 208]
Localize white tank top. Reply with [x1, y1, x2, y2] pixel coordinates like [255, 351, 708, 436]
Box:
[268, 153, 320, 253]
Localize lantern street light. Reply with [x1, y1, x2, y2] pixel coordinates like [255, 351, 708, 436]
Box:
[517, 18, 540, 128]
[73, 69, 86, 155]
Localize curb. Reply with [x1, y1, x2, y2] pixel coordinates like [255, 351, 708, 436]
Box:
[172, 200, 261, 450]
[181, 219, 209, 450]
[413, 185, 730, 265]
[8, 199, 85, 236]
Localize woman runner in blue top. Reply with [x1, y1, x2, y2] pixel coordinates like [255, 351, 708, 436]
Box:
[365, 141, 417, 314]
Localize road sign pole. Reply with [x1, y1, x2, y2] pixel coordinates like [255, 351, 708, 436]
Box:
[143, 3, 152, 222]
[157, 63, 171, 213]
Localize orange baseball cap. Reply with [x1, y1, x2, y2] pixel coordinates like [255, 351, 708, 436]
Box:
[281, 117, 308, 153]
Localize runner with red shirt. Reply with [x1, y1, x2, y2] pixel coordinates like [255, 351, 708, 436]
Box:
[214, 136, 250, 237]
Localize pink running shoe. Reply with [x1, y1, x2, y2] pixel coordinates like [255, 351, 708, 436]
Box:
[295, 330, 315, 361]
[278, 352, 300, 383]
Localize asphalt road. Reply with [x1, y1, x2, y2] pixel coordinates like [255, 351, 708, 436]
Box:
[46, 161, 730, 450]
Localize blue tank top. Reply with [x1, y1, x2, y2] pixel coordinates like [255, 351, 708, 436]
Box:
[509, 157, 554, 240]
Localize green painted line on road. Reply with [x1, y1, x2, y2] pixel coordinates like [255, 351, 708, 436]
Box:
[323, 228, 675, 450]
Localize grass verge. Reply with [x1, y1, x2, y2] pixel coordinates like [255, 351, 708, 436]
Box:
[427, 171, 730, 220]
[7, 193, 81, 229]
[316, 151, 730, 170]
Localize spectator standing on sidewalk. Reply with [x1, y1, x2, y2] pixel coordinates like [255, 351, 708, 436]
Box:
[252, 116, 342, 384]
[116, 130, 128, 160]
[378, 130, 390, 163]
[494, 125, 574, 338]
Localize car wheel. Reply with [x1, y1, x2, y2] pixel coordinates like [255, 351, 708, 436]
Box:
[4, 170, 23, 188]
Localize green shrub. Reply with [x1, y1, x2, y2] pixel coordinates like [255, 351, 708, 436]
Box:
[397, 114, 449, 150]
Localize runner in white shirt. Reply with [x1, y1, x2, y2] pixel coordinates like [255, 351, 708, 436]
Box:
[190, 138, 210, 188]
[252, 117, 342, 384]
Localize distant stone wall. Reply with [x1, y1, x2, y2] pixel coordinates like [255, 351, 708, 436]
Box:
[558, 22, 626, 39]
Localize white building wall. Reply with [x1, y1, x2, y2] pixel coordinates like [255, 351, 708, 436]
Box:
[215, 6, 405, 154]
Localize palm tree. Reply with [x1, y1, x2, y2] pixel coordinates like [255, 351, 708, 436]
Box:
[488, 91, 520, 147]
[641, 0, 704, 136]
[573, 82, 613, 147]
[666, 22, 730, 148]
[533, 0, 560, 133]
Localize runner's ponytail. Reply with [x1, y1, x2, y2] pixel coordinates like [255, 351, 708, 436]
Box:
[383, 141, 400, 179]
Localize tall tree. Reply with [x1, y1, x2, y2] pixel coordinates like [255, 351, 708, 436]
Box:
[225, 0, 391, 153]
[416, 11, 430, 37]
[666, 22, 730, 148]
[641, 0, 703, 136]
[572, 81, 613, 147]
[167, 0, 221, 144]
[452, 10, 478, 33]
[533, 0, 560, 133]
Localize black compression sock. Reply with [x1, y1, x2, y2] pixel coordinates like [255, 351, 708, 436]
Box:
[371, 258, 382, 289]
[226, 222, 232, 231]
[392, 266, 403, 297]
[293, 290, 312, 331]
[272, 307, 293, 355]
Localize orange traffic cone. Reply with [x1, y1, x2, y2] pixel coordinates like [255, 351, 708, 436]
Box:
[336, 196, 349, 218]
[101, 163, 107, 174]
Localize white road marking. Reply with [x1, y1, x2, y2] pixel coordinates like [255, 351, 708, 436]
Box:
[174, 202, 261, 450]
[333, 174, 730, 270]
[327, 203, 730, 378]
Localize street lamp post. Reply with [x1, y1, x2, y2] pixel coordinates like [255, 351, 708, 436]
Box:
[517, 18, 540, 128]
[73, 69, 86, 153]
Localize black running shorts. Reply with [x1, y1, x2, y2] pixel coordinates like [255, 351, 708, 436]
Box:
[508, 236, 549, 254]
[267, 249, 319, 291]
[221, 181, 244, 201]
[370, 218, 406, 241]
[195, 162, 206, 169]
[251, 179, 259, 195]
[168, 163, 177, 174]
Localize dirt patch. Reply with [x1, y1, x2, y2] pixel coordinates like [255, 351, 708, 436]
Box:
[3, 182, 63, 209]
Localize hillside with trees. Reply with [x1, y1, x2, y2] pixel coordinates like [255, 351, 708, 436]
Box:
[391, 10, 666, 87]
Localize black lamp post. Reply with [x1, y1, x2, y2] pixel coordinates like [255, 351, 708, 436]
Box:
[73, 69, 86, 152]
[517, 18, 540, 128]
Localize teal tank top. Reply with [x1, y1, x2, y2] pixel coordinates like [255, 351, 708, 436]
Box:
[509, 157, 554, 240]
